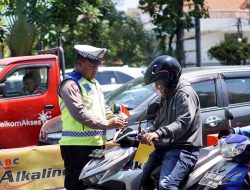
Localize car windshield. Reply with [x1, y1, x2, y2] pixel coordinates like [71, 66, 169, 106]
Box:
[105, 77, 155, 110]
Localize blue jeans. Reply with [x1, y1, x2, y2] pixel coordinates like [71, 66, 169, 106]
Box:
[141, 147, 199, 190]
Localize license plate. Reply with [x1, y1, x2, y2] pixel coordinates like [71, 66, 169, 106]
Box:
[199, 171, 224, 188]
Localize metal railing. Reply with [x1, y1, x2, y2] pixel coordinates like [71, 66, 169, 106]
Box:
[209, 11, 250, 19]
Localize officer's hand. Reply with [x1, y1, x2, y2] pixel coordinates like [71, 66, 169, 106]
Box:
[218, 129, 235, 139]
[108, 117, 128, 129]
[142, 132, 159, 145]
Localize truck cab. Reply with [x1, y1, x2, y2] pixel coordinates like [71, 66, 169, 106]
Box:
[0, 54, 62, 148]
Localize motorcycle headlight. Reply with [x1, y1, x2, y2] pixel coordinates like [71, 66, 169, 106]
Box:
[220, 142, 245, 158]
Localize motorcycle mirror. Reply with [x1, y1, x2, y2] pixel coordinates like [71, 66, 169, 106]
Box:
[224, 108, 234, 120]
[224, 108, 234, 128]
[146, 102, 160, 120]
[138, 101, 160, 133]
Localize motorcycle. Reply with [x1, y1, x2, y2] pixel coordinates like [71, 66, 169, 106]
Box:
[78, 103, 222, 190]
[79, 127, 143, 190]
[153, 110, 250, 190]
[187, 109, 250, 190]
[78, 102, 158, 190]
[189, 135, 250, 190]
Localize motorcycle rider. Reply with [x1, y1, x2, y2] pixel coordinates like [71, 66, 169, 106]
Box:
[140, 55, 203, 190]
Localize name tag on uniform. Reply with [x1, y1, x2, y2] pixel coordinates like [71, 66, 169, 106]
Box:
[83, 83, 93, 95]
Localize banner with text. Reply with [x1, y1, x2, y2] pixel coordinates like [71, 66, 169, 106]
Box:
[0, 145, 64, 190]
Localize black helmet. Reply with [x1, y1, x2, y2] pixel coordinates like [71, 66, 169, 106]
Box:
[144, 55, 182, 88]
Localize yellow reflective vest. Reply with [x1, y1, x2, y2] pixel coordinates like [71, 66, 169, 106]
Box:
[59, 70, 107, 146]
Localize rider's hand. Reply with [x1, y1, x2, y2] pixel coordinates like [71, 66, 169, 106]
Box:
[143, 132, 159, 145]
[108, 117, 128, 129]
[218, 129, 235, 139]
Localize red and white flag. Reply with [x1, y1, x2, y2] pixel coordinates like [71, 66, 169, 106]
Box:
[120, 104, 131, 119]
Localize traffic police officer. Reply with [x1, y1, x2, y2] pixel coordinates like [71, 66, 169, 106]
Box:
[58, 45, 127, 190]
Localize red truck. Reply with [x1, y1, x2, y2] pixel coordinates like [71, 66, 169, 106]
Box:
[0, 47, 65, 149]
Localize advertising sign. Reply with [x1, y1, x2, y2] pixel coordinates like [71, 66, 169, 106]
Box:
[0, 145, 64, 190]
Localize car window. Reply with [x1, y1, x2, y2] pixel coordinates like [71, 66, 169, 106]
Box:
[192, 80, 217, 108]
[0, 67, 48, 98]
[96, 71, 117, 85]
[105, 77, 154, 110]
[225, 78, 250, 104]
[115, 71, 134, 83]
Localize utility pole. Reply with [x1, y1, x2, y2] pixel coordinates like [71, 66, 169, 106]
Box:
[237, 17, 243, 42]
[195, 3, 201, 67]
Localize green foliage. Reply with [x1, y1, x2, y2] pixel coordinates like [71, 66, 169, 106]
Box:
[107, 15, 155, 67]
[0, 20, 7, 44]
[208, 37, 250, 65]
[138, 0, 209, 59]
[1, 0, 36, 56]
[0, 4, 8, 44]
[139, 0, 209, 34]
[0, 0, 157, 67]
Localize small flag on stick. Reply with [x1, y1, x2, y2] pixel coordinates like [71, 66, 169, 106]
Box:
[120, 104, 131, 118]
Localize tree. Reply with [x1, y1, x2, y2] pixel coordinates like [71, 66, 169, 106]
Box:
[0, 0, 35, 56]
[138, 0, 208, 66]
[0, 0, 156, 67]
[7, 0, 35, 56]
[0, 17, 8, 58]
[106, 12, 156, 67]
[208, 37, 250, 65]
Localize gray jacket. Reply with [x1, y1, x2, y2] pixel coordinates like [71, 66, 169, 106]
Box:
[150, 78, 203, 148]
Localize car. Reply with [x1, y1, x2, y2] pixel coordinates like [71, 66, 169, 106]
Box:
[40, 65, 250, 147]
[105, 65, 250, 146]
[65, 66, 145, 95]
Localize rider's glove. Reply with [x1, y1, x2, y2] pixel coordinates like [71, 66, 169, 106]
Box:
[218, 129, 235, 139]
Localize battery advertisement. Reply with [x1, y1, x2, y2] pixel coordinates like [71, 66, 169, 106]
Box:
[0, 145, 64, 190]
